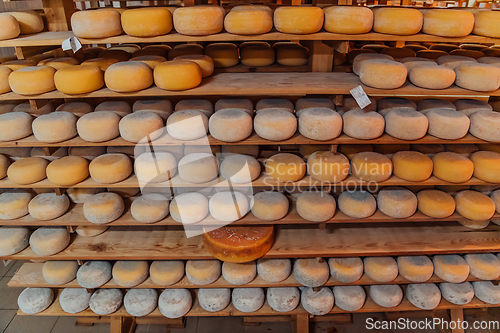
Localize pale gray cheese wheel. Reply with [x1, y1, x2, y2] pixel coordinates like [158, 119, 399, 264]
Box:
[59, 288, 91, 313]
[18, 288, 54, 314]
[369, 285, 403, 308]
[124, 288, 158, 317]
[158, 289, 192, 318]
[333, 286, 366, 311]
[89, 288, 123, 315]
[267, 287, 300, 312]
[439, 282, 474, 305]
[198, 288, 231, 312]
[406, 283, 441, 310]
[232, 288, 265, 313]
[301, 287, 334, 315]
[77, 261, 112, 288]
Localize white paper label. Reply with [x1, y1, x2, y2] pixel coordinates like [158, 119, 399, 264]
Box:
[3, 260, 11, 267]
[350, 85, 372, 109]
[62, 37, 82, 53]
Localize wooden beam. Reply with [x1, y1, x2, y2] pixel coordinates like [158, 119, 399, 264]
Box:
[308, 40, 334, 72]
[296, 314, 309, 333]
[42, 0, 75, 31]
[450, 309, 465, 333]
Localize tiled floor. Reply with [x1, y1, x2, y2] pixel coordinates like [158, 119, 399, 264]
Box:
[1, 261, 499, 333]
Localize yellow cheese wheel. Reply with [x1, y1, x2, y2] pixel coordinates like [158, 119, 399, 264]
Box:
[307, 151, 349, 183]
[81, 58, 119, 71]
[359, 60, 407, 89]
[9, 66, 56, 95]
[372, 7, 423, 36]
[381, 47, 416, 60]
[265, 153, 306, 182]
[351, 152, 392, 182]
[276, 44, 308, 66]
[392, 151, 433, 182]
[417, 189, 455, 218]
[455, 63, 500, 92]
[470, 151, 500, 183]
[205, 43, 239, 68]
[41, 57, 79, 70]
[173, 55, 213, 77]
[3, 59, 37, 71]
[46, 156, 89, 186]
[323, 6, 372, 34]
[54, 64, 104, 95]
[0, 13, 20, 40]
[433, 255, 469, 283]
[89, 153, 132, 184]
[150, 261, 184, 286]
[105, 62, 153, 92]
[42, 261, 78, 285]
[0, 66, 12, 94]
[455, 190, 495, 221]
[121, 8, 172, 37]
[224, 6, 273, 35]
[168, 44, 204, 61]
[133, 47, 168, 58]
[71, 9, 123, 38]
[364, 257, 398, 283]
[409, 64, 455, 89]
[296, 191, 336, 222]
[10, 11, 44, 34]
[421, 9, 474, 37]
[240, 45, 275, 67]
[474, 10, 500, 38]
[397, 256, 433, 282]
[432, 152, 474, 183]
[274, 6, 324, 34]
[129, 55, 166, 69]
[7, 157, 48, 185]
[173, 6, 224, 36]
[154, 60, 202, 91]
[113, 261, 149, 287]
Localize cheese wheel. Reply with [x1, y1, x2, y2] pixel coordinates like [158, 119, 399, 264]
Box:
[112, 261, 149, 287]
[329, 257, 363, 283]
[298, 108, 342, 141]
[300, 287, 334, 316]
[470, 111, 500, 142]
[29, 227, 70, 256]
[3, 59, 37, 71]
[220, 154, 260, 184]
[0, 226, 29, 255]
[432, 152, 474, 183]
[18, 288, 53, 314]
[121, 8, 172, 37]
[307, 151, 349, 183]
[385, 109, 428, 140]
[0, 66, 12, 94]
[400, 57, 435, 70]
[296, 191, 335, 222]
[433, 255, 469, 283]
[77, 261, 112, 288]
[209, 191, 249, 222]
[232, 288, 264, 313]
[56, 102, 92, 117]
[455, 63, 500, 92]
[256, 258, 291, 282]
[71, 9, 122, 38]
[409, 64, 455, 89]
[338, 191, 376, 218]
[69, 147, 107, 160]
[373, 7, 423, 35]
[9, 66, 56, 95]
[135, 152, 177, 184]
[124, 289, 157, 317]
[32, 111, 77, 143]
[59, 288, 91, 314]
[46, 156, 89, 186]
[397, 256, 433, 282]
[274, 6, 323, 34]
[75, 225, 108, 237]
[132, 99, 172, 120]
[377, 97, 417, 115]
[381, 47, 416, 60]
[81, 58, 119, 71]
[450, 49, 485, 59]
[267, 287, 299, 313]
[185, 260, 221, 285]
[89, 154, 131, 184]
[178, 153, 218, 183]
[203, 226, 274, 263]
[364, 257, 398, 283]
[473, 281, 500, 304]
[440, 282, 474, 305]
[333, 286, 366, 311]
[83, 192, 124, 224]
[492, 189, 500, 213]
[293, 258, 329, 287]
[154, 60, 202, 91]
[465, 253, 500, 280]
[417, 189, 455, 218]
[0, 13, 20, 40]
[254, 109, 297, 141]
[168, 44, 204, 61]
[406, 283, 441, 310]
[130, 194, 169, 224]
[455, 190, 495, 221]
[105, 62, 153, 92]
[41, 57, 79, 70]
[377, 187, 417, 218]
[53, 64, 104, 95]
[89, 289, 123, 315]
[351, 152, 392, 182]
[173, 54, 213, 78]
[170, 192, 208, 224]
[204, 43, 238, 68]
[353, 53, 394, 76]
[224, 6, 272, 35]
[197, 288, 230, 313]
[119, 111, 164, 143]
[418, 99, 456, 114]
[150, 261, 184, 286]
[421, 9, 473, 37]
[323, 6, 372, 34]
[209, 109, 252, 142]
[471, 151, 500, 183]
[342, 109, 385, 140]
[173, 6, 223, 36]
[77, 111, 120, 143]
[0, 112, 33, 141]
[392, 151, 433, 182]
[436, 55, 476, 70]
[369, 285, 403, 308]
[42, 261, 78, 285]
[222, 261, 256, 285]
[256, 99, 294, 113]
[250, 192, 288, 222]
[474, 11, 500, 38]
[359, 59, 408, 89]
[215, 99, 253, 115]
[28, 193, 69, 221]
[7, 157, 48, 184]
[0, 154, 9, 180]
[0, 192, 31, 220]
[265, 153, 305, 182]
[276, 44, 308, 66]
[95, 101, 131, 117]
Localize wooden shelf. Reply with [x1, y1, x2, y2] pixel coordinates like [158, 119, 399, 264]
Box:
[0, 133, 490, 148]
[3, 223, 500, 260]
[2, 30, 500, 48]
[1, 73, 498, 101]
[16, 287, 500, 318]
[1, 198, 496, 227]
[9, 263, 487, 289]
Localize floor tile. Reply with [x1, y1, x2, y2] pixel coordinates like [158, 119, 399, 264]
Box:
[4, 261, 24, 278]
[0, 310, 16, 333]
[0, 277, 23, 310]
[4, 314, 57, 333]
[197, 316, 241, 333]
[50, 316, 110, 333]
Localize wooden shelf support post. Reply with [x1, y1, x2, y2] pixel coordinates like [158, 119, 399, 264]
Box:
[308, 41, 334, 73]
[42, 0, 75, 32]
[295, 313, 309, 333]
[450, 308, 465, 333]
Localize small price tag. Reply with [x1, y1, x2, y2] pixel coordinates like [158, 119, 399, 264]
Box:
[3, 260, 12, 267]
[62, 37, 82, 53]
[350, 85, 372, 110]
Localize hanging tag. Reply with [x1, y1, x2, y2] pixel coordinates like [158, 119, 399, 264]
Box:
[62, 37, 82, 53]
[350, 85, 371, 109]
[3, 260, 11, 267]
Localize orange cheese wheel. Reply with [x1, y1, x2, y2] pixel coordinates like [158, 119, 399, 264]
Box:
[373, 7, 423, 36]
[0, 13, 20, 41]
[54, 65, 104, 95]
[173, 6, 224, 36]
[81, 58, 119, 71]
[203, 226, 274, 263]
[154, 60, 202, 91]
[8, 66, 56, 95]
[173, 55, 214, 77]
[0, 66, 12, 94]
[105, 62, 153, 92]
[323, 6, 373, 34]
[224, 6, 273, 35]
[274, 6, 324, 34]
[421, 9, 474, 38]
[121, 8, 173, 37]
[9, 11, 44, 35]
[71, 9, 123, 38]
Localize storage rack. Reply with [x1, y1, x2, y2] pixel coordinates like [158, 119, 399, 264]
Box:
[1, 1, 500, 333]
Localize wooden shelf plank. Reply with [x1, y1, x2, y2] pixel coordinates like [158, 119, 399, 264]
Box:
[1, 73, 498, 101]
[1, 30, 500, 47]
[0, 133, 489, 148]
[3, 224, 500, 260]
[8, 263, 486, 289]
[1, 198, 496, 227]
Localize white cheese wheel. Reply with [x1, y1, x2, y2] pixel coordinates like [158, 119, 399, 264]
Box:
[338, 191, 376, 218]
[89, 153, 132, 184]
[0, 13, 20, 40]
[77, 261, 112, 288]
[274, 6, 323, 34]
[454, 99, 492, 117]
[59, 288, 91, 314]
[119, 111, 164, 143]
[83, 192, 124, 224]
[209, 109, 253, 142]
[28, 193, 70, 220]
[220, 154, 260, 184]
[56, 102, 92, 117]
[95, 101, 132, 118]
[256, 98, 294, 113]
[301, 287, 334, 316]
[418, 99, 456, 114]
[465, 253, 500, 280]
[178, 153, 218, 183]
[209, 191, 249, 222]
[409, 64, 455, 89]
[372, 7, 423, 35]
[470, 111, 500, 142]
[121, 7, 172, 37]
[18, 288, 53, 314]
[89, 289, 122, 315]
[369, 285, 403, 308]
[296, 191, 335, 222]
[71, 9, 122, 38]
[257, 258, 291, 282]
[426, 109, 470, 140]
[131, 194, 169, 224]
[472, 281, 500, 304]
[406, 283, 441, 310]
[0, 226, 29, 255]
[439, 282, 474, 305]
[224, 6, 272, 35]
[359, 59, 408, 89]
[32, 111, 77, 143]
[29, 227, 70, 256]
[135, 152, 177, 184]
[222, 261, 256, 285]
[377, 97, 417, 116]
[150, 261, 184, 286]
[198, 288, 230, 312]
[385, 109, 428, 140]
[333, 286, 365, 311]
[267, 287, 300, 312]
[455, 63, 500, 92]
[397, 256, 433, 282]
[112, 260, 149, 287]
[123, 289, 157, 317]
[329, 257, 363, 283]
[0, 112, 33, 142]
[173, 6, 224, 36]
[251, 192, 289, 221]
[342, 108, 385, 140]
[364, 257, 398, 282]
[166, 110, 208, 141]
[0, 192, 31, 220]
[293, 258, 329, 287]
[254, 109, 297, 141]
[170, 192, 209, 224]
[298, 108, 342, 141]
[77, 111, 120, 143]
[433, 255, 469, 283]
[232, 288, 264, 313]
[421, 9, 474, 37]
[323, 6, 372, 34]
[186, 260, 221, 285]
[377, 188, 417, 218]
[296, 98, 335, 116]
